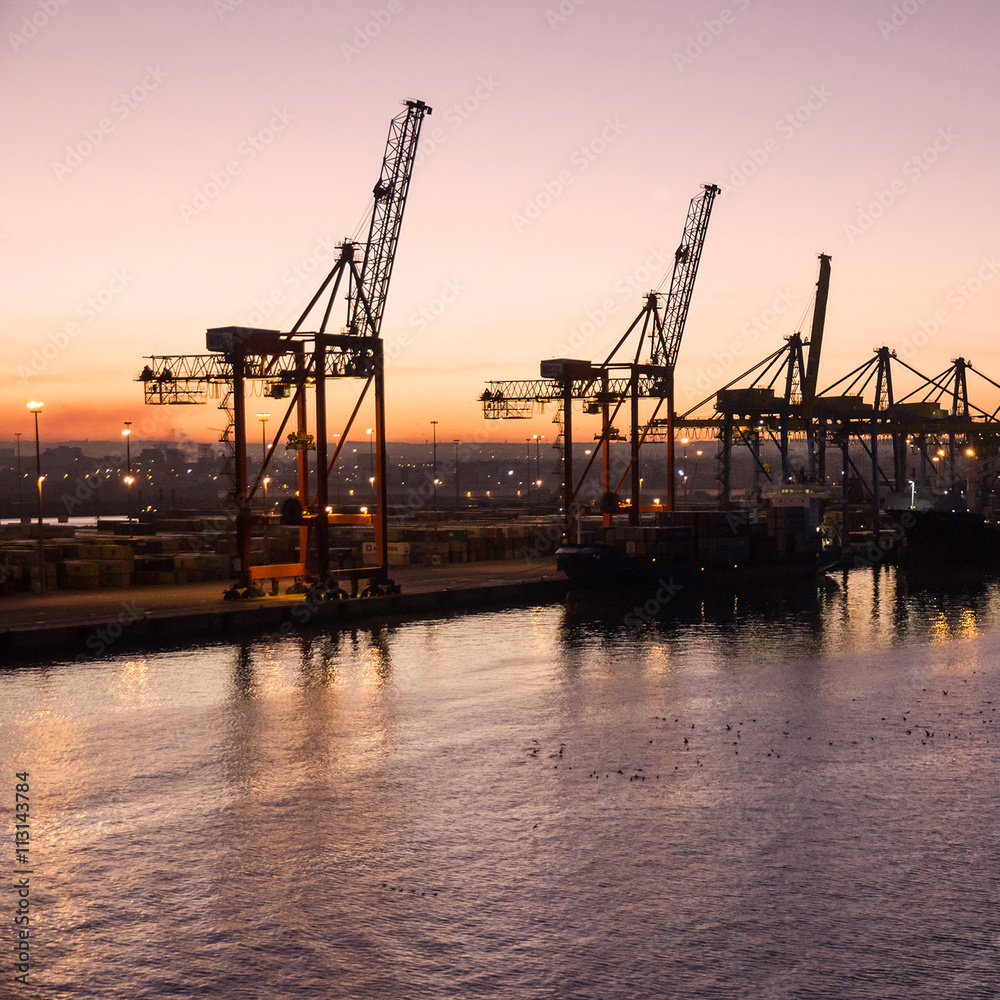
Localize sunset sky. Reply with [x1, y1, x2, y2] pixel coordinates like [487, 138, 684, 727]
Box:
[3, 0, 1000, 448]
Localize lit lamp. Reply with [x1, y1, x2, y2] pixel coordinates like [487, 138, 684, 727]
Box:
[122, 422, 133, 523]
[257, 413, 270, 513]
[366, 427, 375, 504]
[26, 401, 44, 592]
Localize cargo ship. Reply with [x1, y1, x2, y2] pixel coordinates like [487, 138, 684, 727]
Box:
[556, 498, 840, 593]
[888, 507, 1000, 569]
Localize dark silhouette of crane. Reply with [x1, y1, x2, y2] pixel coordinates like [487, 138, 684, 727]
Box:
[137, 99, 432, 597]
[480, 183, 720, 529]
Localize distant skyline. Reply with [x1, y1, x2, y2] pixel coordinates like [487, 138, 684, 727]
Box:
[4, 0, 1000, 444]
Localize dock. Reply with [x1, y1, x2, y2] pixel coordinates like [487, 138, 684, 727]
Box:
[0, 558, 567, 663]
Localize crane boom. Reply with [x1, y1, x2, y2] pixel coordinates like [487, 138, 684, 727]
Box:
[653, 183, 720, 368]
[348, 99, 431, 339]
[136, 99, 432, 596]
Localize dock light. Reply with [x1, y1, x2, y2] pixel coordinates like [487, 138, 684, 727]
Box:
[908, 480, 916, 509]
[360, 506, 368, 514]
[966, 448, 976, 457]
[257, 414, 270, 509]
[122, 421, 134, 523]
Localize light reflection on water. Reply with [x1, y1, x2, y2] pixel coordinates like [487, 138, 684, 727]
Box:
[4, 567, 1000, 998]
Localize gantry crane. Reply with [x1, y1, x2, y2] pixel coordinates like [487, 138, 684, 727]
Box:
[137, 99, 432, 596]
[480, 183, 720, 529]
[681, 254, 832, 502]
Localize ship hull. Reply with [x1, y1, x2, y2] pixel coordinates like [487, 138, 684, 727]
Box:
[555, 543, 836, 593]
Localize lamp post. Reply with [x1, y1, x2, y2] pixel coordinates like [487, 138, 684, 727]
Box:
[15, 432, 22, 517]
[365, 427, 375, 510]
[332, 433, 341, 505]
[454, 439, 460, 508]
[430, 420, 438, 515]
[257, 413, 269, 512]
[526, 438, 532, 506]
[680, 437, 690, 504]
[122, 422, 133, 523]
[533, 434, 543, 511]
[26, 402, 44, 593]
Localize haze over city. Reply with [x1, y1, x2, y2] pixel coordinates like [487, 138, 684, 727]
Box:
[4, 0, 999, 446]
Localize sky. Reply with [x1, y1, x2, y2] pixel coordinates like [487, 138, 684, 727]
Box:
[3, 0, 1000, 449]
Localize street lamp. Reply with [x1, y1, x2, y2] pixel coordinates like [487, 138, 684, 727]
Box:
[430, 420, 438, 514]
[14, 432, 22, 517]
[681, 437, 690, 503]
[332, 433, 341, 506]
[257, 413, 269, 512]
[533, 434, 543, 510]
[122, 422, 133, 522]
[366, 428, 375, 505]
[257, 413, 269, 464]
[26, 402, 44, 592]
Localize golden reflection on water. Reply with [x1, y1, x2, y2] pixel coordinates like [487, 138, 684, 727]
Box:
[112, 658, 150, 708]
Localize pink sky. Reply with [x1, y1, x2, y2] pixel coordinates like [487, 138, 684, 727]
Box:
[3, 0, 1000, 445]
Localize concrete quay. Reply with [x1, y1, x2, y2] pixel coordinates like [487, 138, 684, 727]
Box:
[0, 558, 567, 664]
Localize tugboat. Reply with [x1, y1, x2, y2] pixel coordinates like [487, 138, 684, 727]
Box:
[556, 491, 839, 593]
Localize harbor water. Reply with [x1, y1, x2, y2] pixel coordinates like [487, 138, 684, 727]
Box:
[4, 566, 1000, 998]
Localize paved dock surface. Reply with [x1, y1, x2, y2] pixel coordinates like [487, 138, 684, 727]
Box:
[0, 559, 566, 660]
